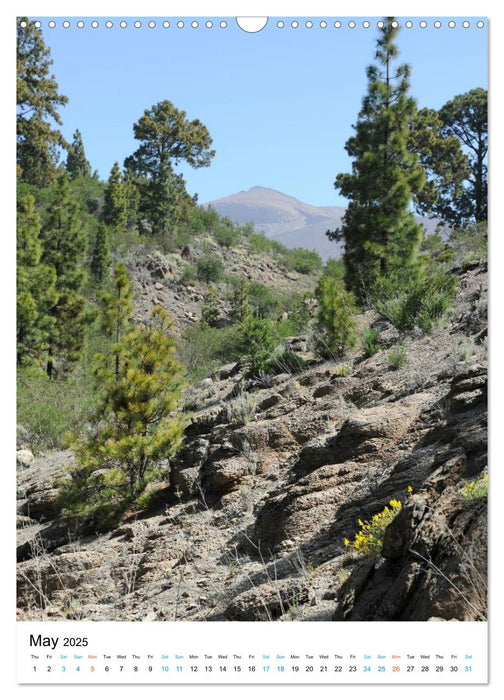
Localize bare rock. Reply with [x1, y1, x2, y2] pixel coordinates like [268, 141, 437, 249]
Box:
[17, 449, 35, 468]
[17, 451, 74, 521]
[201, 457, 255, 498]
[224, 579, 311, 620]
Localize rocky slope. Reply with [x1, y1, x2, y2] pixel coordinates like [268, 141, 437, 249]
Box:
[124, 236, 318, 338]
[16, 260, 487, 622]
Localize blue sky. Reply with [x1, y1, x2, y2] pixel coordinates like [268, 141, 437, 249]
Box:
[33, 16, 487, 206]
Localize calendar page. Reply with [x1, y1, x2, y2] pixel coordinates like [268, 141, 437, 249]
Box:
[13, 0, 490, 692]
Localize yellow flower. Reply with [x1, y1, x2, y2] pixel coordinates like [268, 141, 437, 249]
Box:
[407, 485, 413, 493]
[344, 538, 350, 547]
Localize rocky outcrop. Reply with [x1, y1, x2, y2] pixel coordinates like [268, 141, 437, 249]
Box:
[16, 262, 488, 623]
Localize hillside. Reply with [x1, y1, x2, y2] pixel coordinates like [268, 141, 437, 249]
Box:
[126, 234, 319, 338]
[207, 186, 441, 261]
[17, 250, 487, 622]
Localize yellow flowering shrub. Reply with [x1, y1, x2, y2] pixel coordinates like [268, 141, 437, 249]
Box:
[461, 473, 487, 500]
[344, 499, 403, 557]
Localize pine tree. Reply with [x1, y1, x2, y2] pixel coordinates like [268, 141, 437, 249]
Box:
[63, 306, 186, 529]
[17, 18, 68, 186]
[331, 18, 425, 303]
[201, 284, 220, 327]
[315, 276, 358, 357]
[66, 129, 91, 179]
[231, 279, 252, 322]
[409, 107, 470, 225]
[439, 88, 488, 224]
[40, 173, 89, 377]
[90, 222, 111, 284]
[98, 262, 134, 378]
[124, 100, 214, 235]
[16, 194, 57, 364]
[103, 161, 128, 233]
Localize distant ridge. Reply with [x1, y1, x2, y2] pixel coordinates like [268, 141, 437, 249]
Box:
[205, 186, 440, 261]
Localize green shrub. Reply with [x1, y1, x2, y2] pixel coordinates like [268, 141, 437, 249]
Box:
[388, 343, 408, 369]
[282, 248, 323, 275]
[16, 323, 110, 451]
[178, 322, 243, 382]
[180, 262, 197, 284]
[239, 316, 278, 377]
[315, 277, 359, 357]
[17, 366, 97, 452]
[247, 282, 283, 318]
[321, 257, 346, 284]
[189, 205, 220, 234]
[264, 351, 307, 375]
[196, 253, 225, 283]
[284, 292, 313, 333]
[372, 268, 457, 334]
[448, 222, 487, 267]
[362, 328, 381, 357]
[248, 232, 276, 254]
[154, 225, 193, 254]
[213, 219, 241, 248]
[201, 285, 220, 326]
[224, 392, 258, 424]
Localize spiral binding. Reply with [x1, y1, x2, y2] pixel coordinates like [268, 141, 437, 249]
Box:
[18, 18, 486, 31]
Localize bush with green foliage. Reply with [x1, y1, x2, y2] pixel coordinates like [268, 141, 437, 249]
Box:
[213, 217, 241, 248]
[238, 316, 278, 376]
[263, 351, 307, 376]
[388, 343, 408, 369]
[372, 267, 457, 334]
[189, 205, 220, 235]
[248, 232, 277, 254]
[282, 248, 323, 275]
[196, 252, 225, 283]
[201, 284, 220, 326]
[180, 262, 197, 284]
[17, 364, 98, 452]
[315, 276, 359, 357]
[461, 473, 487, 501]
[362, 328, 382, 357]
[178, 322, 243, 382]
[448, 222, 487, 267]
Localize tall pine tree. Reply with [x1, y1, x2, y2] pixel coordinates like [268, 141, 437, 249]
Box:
[90, 222, 111, 284]
[103, 161, 128, 233]
[98, 263, 133, 378]
[41, 174, 89, 377]
[17, 18, 68, 186]
[17, 194, 57, 364]
[439, 88, 488, 224]
[331, 18, 425, 303]
[124, 101, 214, 236]
[66, 129, 92, 179]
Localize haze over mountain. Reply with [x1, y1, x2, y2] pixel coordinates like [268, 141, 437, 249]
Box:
[206, 186, 440, 261]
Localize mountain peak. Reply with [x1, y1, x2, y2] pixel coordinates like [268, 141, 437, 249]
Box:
[205, 186, 346, 260]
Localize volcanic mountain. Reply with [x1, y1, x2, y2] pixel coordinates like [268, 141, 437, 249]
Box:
[206, 186, 346, 260]
[206, 186, 440, 261]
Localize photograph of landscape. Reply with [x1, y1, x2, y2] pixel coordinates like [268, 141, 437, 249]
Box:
[16, 16, 487, 623]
